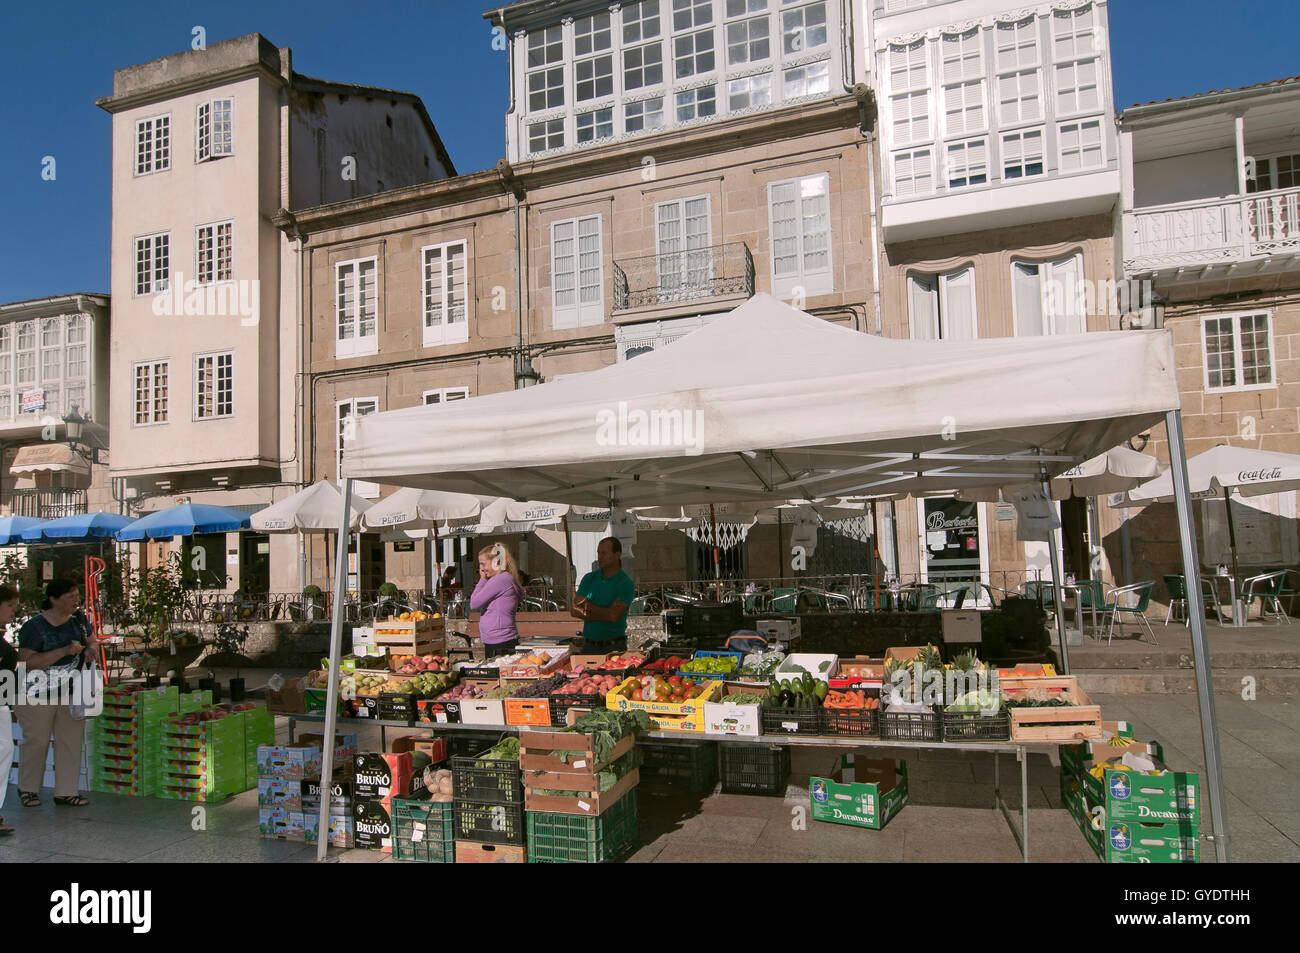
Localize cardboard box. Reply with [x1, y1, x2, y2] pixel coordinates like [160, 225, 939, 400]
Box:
[703, 700, 761, 737]
[300, 776, 355, 816]
[883, 646, 926, 667]
[259, 807, 306, 840]
[1060, 722, 1136, 776]
[353, 752, 414, 800]
[416, 699, 462, 724]
[352, 796, 398, 852]
[755, 618, 800, 643]
[256, 743, 321, 780]
[1101, 819, 1200, 863]
[299, 733, 358, 770]
[454, 840, 526, 863]
[265, 677, 306, 714]
[459, 698, 507, 726]
[391, 734, 448, 765]
[1084, 764, 1200, 828]
[810, 757, 909, 831]
[941, 610, 981, 644]
[774, 654, 839, 684]
[257, 777, 302, 810]
[303, 812, 355, 849]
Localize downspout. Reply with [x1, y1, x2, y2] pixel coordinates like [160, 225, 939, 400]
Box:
[842, 0, 880, 337]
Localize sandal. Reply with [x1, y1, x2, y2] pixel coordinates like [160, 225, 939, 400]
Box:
[53, 795, 89, 807]
[0, 818, 12, 836]
[19, 791, 39, 807]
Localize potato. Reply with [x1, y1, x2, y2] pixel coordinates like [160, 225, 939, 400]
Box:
[431, 792, 453, 803]
[438, 777, 453, 796]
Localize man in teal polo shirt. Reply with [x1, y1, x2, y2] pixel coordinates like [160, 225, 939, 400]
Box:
[570, 537, 635, 652]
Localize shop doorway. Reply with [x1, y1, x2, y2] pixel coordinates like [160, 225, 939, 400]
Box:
[181, 533, 228, 590]
[918, 497, 989, 605]
[239, 533, 270, 595]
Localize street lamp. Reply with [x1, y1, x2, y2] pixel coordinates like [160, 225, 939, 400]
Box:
[62, 404, 88, 454]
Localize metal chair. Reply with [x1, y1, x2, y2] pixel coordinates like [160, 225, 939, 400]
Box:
[1102, 581, 1158, 646]
[1241, 571, 1290, 624]
[771, 587, 797, 612]
[1161, 574, 1222, 626]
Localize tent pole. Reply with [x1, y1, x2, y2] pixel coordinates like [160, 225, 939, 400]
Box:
[561, 515, 572, 605]
[298, 530, 306, 594]
[433, 523, 442, 607]
[317, 478, 354, 862]
[1166, 410, 1229, 864]
[1040, 477, 1072, 676]
[872, 502, 882, 611]
[709, 503, 720, 601]
[1223, 487, 1241, 624]
[776, 508, 784, 583]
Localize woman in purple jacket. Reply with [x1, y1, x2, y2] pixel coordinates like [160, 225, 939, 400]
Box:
[469, 542, 525, 658]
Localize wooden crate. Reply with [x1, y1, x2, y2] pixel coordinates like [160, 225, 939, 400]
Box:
[523, 769, 640, 817]
[520, 730, 635, 774]
[1004, 677, 1103, 741]
[454, 840, 526, 864]
[371, 619, 445, 654]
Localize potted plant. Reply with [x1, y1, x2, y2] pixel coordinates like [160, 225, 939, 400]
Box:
[301, 584, 323, 621]
[212, 622, 252, 701]
[377, 582, 400, 619]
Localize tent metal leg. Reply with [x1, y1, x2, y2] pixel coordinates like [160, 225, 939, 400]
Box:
[1042, 479, 1071, 675]
[316, 478, 355, 863]
[1165, 410, 1229, 864]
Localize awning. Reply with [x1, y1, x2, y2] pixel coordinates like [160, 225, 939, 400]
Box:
[10, 443, 89, 476]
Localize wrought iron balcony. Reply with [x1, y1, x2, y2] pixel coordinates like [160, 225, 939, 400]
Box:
[612, 242, 754, 312]
[9, 488, 88, 520]
[1124, 185, 1300, 275]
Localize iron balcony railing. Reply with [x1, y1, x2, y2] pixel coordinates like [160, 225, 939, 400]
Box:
[612, 241, 755, 311]
[9, 488, 88, 520]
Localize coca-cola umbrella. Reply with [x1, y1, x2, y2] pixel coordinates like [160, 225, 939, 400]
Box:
[1111, 444, 1300, 600]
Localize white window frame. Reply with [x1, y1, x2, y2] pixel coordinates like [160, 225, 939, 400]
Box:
[623, 41, 665, 91]
[1200, 311, 1276, 394]
[726, 13, 771, 66]
[1001, 128, 1045, 181]
[655, 194, 714, 294]
[134, 114, 171, 176]
[675, 84, 717, 122]
[195, 98, 233, 162]
[997, 68, 1043, 127]
[995, 16, 1039, 73]
[767, 172, 833, 298]
[673, 27, 716, 79]
[14, 321, 35, 388]
[528, 118, 565, 154]
[335, 257, 379, 359]
[945, 139, 988, 190]
[907, 268, 978, 341]
[422, 240, 470, 348]
[893, 147, 934, 198]
[134, 232, 170, 296]
[1058, 118, 1105, 172]
[574, 12, 615, 103]
[1051, 5, 1101, 118]
[577, 107, 616, 143]
[527, 25, 566, 112]
[728, 73, 772, 111]
[781, 1, 829, 55]
[551, 215, 605, 329]
[133, 359, 170, 427]
[422, 387, 470, 405]
[193, 350, 234, 421]
[337, 397, 380, 498]
[195, 220, 234, 285]
[1247, 152, 1300, 193]
[888, 39, 930, 150]
[782, 61, 830, 100]
[624, 97, 665, 133]
[1011, 254, 1085, 336]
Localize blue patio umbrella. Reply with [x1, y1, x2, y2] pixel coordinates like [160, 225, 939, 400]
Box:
[21, 512, 136, 542]
[0, 515, 49, 545]
[116, 503, 251, 541]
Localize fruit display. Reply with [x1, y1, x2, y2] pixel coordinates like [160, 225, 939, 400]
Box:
[342, 673, 391, 697]
[554, 674, 623, 696]
[640, 655, 687, 673]
[172, 703, 258, 725]
[620, 674, 712, 704]
[396, 611, 437, 622]
[824, 690, 877, 710]
[571, 653, 647, 675]
[393, 654, 451, 674]
[508, 674, 568, 699]
[679, 655, 739, 676]
[766, 671, 826, 708]
[435, 684, 485, 702]
[389, 671, 458, 697]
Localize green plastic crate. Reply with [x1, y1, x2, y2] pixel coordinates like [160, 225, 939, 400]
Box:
[392, 799, 455, 863]
[526, 789, 639, 863]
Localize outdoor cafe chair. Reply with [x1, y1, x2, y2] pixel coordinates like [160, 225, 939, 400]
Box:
[1241, 571, 1290, 624]
[1162, 574, 1222, 626]
[771, 587, 797, 612]
[1101, 581, 1158, 647]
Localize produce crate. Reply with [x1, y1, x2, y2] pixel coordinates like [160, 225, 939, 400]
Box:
[455, 840, 527, 863]
[677, 649, 744, 680]
[499, 648, 570, 679]
[719, 743, 789, 796]
[877, 707, 943, 742]
[822, 707, 879, 737]
[520, 728, 639, 816]
[637, 738, 717, 793]
[527, 788, 639, 863]
[377, 692, 421, 725]
[547, 692, 603, 727]
[942, 707, 1011, 741]
[391, 798, 455, 863]
[524, 769, 639, 817]
[445, 730, 511, 760]
[1003, 677, 1103, 742]
[606, 677, 722, 718]
[417, 698, 463, 725]
[761, 704, 825, 736]
[452, 749, 523, 805]
[371, 618, 444, 654]
[453, 799, 526, 845]
[504, 698, 553, 727]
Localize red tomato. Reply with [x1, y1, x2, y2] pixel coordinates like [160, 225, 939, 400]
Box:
[631, 689, 644, 701]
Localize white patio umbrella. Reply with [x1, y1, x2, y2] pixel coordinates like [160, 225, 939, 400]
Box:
[251, 481, 374, 592]
[1111, 444, 1300, 592]
[957, 446, 1160, 502]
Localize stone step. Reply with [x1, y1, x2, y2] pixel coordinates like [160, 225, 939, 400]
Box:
[1066, 649, 1300, 671]
[1075, 669, 1300, 697]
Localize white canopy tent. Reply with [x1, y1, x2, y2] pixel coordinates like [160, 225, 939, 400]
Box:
[316, 293, 1227, 862]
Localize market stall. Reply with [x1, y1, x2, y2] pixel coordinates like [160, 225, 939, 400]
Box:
[328, 292, 1225, 863]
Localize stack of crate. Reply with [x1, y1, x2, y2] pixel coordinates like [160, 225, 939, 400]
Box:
[160, 706, 245, 802]
[1059, 723, 1201, 863]
[242, 706, 274, 789]
[451, 745, 526, 863]
[90, 686, 153, 795]
[520, 728, 640, 863]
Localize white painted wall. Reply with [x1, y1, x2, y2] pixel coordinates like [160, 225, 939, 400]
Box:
[1133, 148, 1237, 207]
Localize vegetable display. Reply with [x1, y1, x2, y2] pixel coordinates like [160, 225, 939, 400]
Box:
[824, 690, 877, 710]
[479, 737, 521, 763]
[766, 672, 826, 708]
[721, 692, 767, 705]
[641, 656, 687, 672]
[509, 674, 568, 699]
[623, 675, 712, 703]
[679, 655, 738, 675]
[735, 651, 785, 680]
[556, 709, 652, 763]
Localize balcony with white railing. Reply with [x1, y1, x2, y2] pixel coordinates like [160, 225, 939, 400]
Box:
[1123, 186, 1300, 277]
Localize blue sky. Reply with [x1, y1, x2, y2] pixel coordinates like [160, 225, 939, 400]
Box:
[0, 0, 1295, 303]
